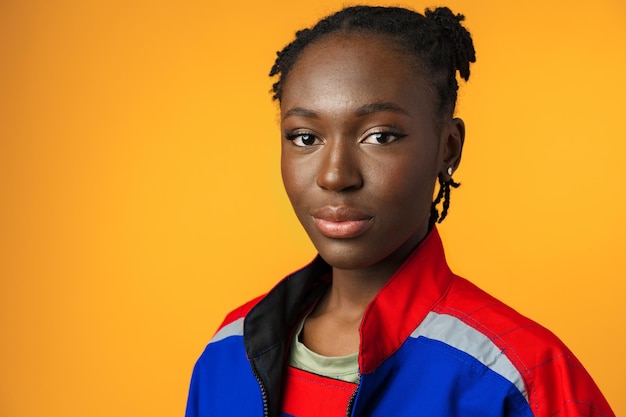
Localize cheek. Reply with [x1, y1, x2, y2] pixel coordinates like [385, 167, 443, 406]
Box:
[280, 152, 312, 211]
[370, 154, 438, 212]
[380, 178, 434, 223]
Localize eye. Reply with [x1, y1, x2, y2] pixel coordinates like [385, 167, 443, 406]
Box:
[286, 132, 322, 147]
[361, 131, 406, 145]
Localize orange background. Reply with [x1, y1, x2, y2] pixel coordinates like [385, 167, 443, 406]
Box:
[1, 0, 624, 416]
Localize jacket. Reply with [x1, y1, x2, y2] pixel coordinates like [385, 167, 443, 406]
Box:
[185, 228, 615, 417]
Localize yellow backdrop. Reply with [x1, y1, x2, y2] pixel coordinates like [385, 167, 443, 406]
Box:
[1, 0, 624, 415]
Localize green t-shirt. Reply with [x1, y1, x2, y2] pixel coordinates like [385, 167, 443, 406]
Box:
[288, 315, 360, 384]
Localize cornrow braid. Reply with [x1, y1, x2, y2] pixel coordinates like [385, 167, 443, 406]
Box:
[269, 5, 476, 117]
[429, 177, 461, 230]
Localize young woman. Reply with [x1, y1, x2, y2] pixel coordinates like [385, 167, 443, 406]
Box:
[185, 5, 615, 417]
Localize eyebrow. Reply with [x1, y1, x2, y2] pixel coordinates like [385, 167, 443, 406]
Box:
[282, 107, 319, 120]
[354, 102, 410, 117]
[282, 101, 410, 121]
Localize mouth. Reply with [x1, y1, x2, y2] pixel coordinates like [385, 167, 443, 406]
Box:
[311, 206, 373, 239]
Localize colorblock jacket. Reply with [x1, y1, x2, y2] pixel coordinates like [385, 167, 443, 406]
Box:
[185, 229, 614, 417]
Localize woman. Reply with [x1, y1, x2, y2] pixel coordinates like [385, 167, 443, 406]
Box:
[186, 5, 614, 416]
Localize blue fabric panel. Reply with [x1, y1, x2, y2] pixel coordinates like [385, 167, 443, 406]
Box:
[185, 337, 264, 417]
[351, 337, 533, 417]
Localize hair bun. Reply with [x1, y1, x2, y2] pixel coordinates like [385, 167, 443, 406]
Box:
[425, 7, 476, 81]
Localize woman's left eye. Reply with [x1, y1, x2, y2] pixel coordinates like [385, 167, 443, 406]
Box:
[361, 131, 405, 145]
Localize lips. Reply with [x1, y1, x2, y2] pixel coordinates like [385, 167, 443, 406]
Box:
[311, 206, 373, 238]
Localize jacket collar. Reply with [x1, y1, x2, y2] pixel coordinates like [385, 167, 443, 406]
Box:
[244, 256, 330, 417]
[358, 227, 454, 374]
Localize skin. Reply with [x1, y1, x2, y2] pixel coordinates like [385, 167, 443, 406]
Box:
[280, 32, 465, 356]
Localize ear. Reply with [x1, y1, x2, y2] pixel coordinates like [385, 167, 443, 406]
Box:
[438, 117, 465, 180]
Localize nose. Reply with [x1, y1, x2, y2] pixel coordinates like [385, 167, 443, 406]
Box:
[316, 140, 363, 192]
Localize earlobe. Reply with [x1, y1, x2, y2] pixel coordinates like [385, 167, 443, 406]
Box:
[440, 117, 465, 179]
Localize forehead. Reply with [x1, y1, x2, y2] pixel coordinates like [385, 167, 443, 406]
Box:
[280, 32, 435, 114]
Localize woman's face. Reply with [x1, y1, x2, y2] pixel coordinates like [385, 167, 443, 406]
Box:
[280, 33, 463, 272]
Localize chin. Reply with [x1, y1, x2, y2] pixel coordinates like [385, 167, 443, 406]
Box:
[311, 237, 390, 271]
[305, 222, 430, 273]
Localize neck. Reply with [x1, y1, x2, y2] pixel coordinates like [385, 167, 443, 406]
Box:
[326, 267, 392, 315]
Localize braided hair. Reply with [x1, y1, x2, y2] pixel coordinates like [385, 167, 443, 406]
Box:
[270, 6, 475, 118]
[270, 5, 476, 225]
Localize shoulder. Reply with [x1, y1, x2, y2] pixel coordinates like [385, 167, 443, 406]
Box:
[432, 275, 614, 417]
[438, 275, 568, 365]
[209, 293, 266, 342]
[187, 294, 269, 416]
[189, 294, 267, 388]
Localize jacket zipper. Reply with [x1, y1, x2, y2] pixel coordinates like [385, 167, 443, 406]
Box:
[252, 364, 269, 417]
[346, 381, 360, 417]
